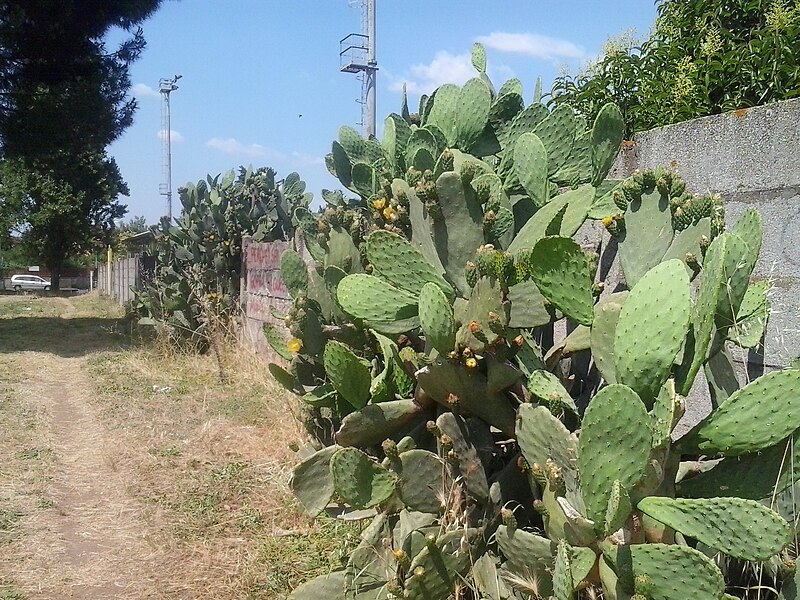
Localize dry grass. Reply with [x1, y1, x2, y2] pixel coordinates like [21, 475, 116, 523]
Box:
[0, 292, 351, 599]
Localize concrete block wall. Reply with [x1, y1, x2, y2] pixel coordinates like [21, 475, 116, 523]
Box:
[239, 233, 313, 365]
[98, 256, 151, 306]
[610, 98, 800, 371]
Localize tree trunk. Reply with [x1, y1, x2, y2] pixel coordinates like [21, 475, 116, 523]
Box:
[49, 267, 61, 291]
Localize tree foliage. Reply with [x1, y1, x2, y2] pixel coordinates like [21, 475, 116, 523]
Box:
[0, 153, 127, 287]
[0, 0, 161, 287]
[550, 0, 800, 137]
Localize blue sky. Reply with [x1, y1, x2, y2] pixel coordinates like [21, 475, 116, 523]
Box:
[107, 1, 659, 224]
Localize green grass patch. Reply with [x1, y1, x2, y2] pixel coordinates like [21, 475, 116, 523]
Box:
[249, 516, 362, 598]
[0, 509, 21, 533]
[16, 447, 53, 461]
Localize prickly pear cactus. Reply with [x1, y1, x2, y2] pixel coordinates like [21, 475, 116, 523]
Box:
[270, 44, 794, 600]
[136, 166, 311, 344]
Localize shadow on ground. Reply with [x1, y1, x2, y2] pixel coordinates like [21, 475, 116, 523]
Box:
[0, 316, 136, 357]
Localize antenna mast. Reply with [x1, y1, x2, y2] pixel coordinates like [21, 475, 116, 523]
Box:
[340, 0, 377, 138]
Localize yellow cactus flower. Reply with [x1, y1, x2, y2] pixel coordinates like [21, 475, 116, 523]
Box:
[601, 216, 614, 228]
[465, 357, 478, 369]
[383, 206, 398, 221]
[372, 198, 386, 210]
[469, 320, 481, 333]
[287, 338, 303, 353]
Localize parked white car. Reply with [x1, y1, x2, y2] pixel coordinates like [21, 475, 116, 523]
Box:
[10, 274, 51, 291]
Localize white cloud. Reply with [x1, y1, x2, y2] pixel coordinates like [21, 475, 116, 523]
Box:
[132, 83, 159, 98]
[157, 129, 184, 143]
[477, 32, 586, 61]
[388, 51, 476, 96]
[205, 137, 283, 159]
[291, 151, 324, 167]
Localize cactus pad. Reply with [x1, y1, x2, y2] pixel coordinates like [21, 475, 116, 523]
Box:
[287, 571, 346, 600]
[602, 543, 724, 600]
[618, 188, 673, 287]
[403, 529, 481, 600]
[396, 449, 448, 513]
[263, 323, 292, 361]
[336, 274, 418, 324]
[526, 370, 578, 415]
[436, 412, 490, 501]
[513, 132, 548, 207]
[416, 362, 517, 435]
[553, 540, 574, 600]
[433, 171, 486, 295]
[590, 103, 624, 186]
[323, 341, 372, 409]
[590, 291, 628, 384]
[727, 281, 770, 348]
[578, 385, 651, 525]
[330, 447, 398, 509]
[678, 431, 800, 500]
[508, 280, 551, 328]
[529, 236, 594, 326]
[290, 445, 338, 516]
[517, 404, 581, 504]
[280, 249, 308, 298]
[455, 77, 492, 152]
[418, 282, 456, 355]
[676, 233, 729, 395]
[426, 84, 460, 146]
[367, 230, 453, 298]
[507, 188, 571, 254]
[603, 479, 632, 538]
[637, 496, 791, 561]
[684, 369, 800, 455]
[335, 400, 427, 447]
[614, 259, 691, 407]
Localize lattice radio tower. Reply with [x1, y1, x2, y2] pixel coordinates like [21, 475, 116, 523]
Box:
[340, 0, 377, 138]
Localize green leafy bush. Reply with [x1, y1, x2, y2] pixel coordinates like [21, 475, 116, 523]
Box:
[550, 0, 800, 137]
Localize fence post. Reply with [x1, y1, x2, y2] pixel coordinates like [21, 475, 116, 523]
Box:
[106, 245, 113, 295]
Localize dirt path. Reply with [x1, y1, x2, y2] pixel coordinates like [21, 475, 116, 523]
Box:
[0, 294, 331, 600]
[0, 298, 163, 599]
[16, 359, 161, 598]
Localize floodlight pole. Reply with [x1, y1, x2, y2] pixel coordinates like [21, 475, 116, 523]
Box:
[159, 75, 181, 220]
[364, 0, 377, 138]
[340, 0, 378, 138]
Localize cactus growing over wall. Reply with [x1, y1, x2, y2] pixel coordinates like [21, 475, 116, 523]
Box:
[270, 45, 795, 600]
[136, 166, 311, 343]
